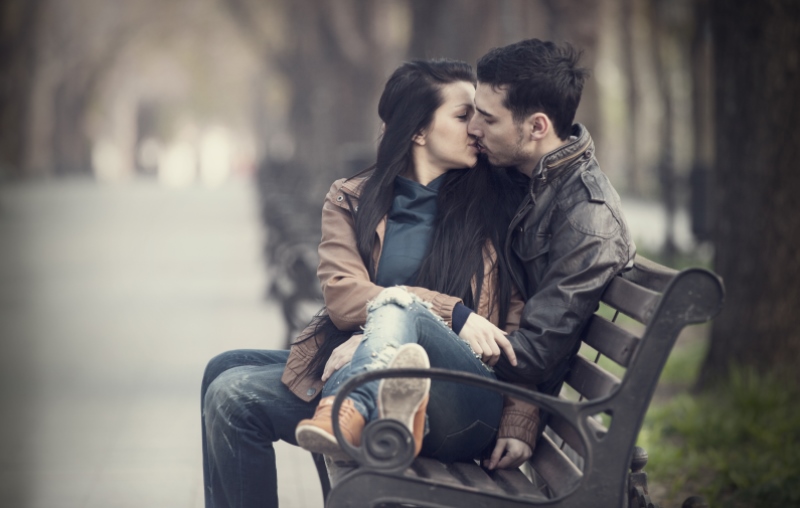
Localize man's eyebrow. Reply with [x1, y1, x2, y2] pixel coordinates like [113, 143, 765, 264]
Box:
[475, 106, 494, 118]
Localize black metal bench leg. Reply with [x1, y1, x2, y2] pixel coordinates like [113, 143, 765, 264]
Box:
[311, 452, 331, 502]
[628, 446, 658, 508]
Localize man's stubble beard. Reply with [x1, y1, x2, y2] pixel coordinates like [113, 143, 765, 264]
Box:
[493, 126, 528, 168]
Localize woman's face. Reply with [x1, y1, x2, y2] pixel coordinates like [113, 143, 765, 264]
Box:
[418, 81, 479, 172]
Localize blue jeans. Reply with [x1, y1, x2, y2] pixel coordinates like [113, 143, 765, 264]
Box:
[322, 287, 503, 461]
[201, 290, 503, 507]
[202, 349, 316, 508]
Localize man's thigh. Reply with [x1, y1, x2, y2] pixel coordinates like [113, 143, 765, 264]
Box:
[205, 359, 316, 445]
[203, 349, 290, 392]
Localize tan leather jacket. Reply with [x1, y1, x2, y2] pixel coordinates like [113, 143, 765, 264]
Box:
[281, 175, 539, 447]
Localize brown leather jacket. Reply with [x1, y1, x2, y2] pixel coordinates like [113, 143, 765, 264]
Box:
[281, 175, 539, 447]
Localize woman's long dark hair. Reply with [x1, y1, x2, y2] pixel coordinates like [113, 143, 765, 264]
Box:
[301, 60, 527, 377]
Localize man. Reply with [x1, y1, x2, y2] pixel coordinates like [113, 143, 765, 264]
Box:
[468, 38, 636, 393]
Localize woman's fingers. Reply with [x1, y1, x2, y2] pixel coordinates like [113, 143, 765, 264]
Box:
[321, 333, 364, 381]
[485, 335, 501, 364]
[321, 361, 335, 381]
[460, 314, 518, 366]
[494, 333, 517, 366]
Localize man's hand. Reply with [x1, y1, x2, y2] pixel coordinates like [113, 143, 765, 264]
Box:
[483, 437, 532, 470]
[321, 333, 363, 381]
[458, 314, 517, 367]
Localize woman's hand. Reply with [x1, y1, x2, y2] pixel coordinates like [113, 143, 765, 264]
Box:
[321, 333, 364, 381]
[483, 438, 532, 470]
[458, 314, 517, 367]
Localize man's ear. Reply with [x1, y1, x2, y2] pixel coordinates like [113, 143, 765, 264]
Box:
[525, 113, 550, 141]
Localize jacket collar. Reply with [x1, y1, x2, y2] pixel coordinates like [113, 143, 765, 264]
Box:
[339, 174, 368, 197]
[530, 124, 594, 192]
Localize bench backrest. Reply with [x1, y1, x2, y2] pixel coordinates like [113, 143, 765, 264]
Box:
[525, 256, 724, 503]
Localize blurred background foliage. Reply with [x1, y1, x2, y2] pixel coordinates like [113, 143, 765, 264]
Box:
[1, 0, 798, 506]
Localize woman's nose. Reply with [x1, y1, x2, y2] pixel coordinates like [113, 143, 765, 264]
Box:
[467, 118, 481, 138]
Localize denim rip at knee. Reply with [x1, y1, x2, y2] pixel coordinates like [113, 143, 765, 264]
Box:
[322, 286, 494, 422]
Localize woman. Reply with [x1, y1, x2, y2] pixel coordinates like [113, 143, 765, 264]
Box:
[201, 60, 536, 508]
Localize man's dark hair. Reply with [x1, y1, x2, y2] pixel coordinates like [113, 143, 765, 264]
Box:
[477, 38, 588, 140]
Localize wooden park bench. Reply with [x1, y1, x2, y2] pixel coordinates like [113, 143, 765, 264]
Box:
[311, 255, 724, 508]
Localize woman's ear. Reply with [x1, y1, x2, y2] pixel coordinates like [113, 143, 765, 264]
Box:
[412, 129, 427, 146]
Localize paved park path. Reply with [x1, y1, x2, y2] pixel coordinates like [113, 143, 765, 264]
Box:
[0, 178, 323, 508]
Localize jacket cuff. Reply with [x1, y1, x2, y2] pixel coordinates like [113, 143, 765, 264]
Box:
[452, 303, 473, 335]
[427, 293, 460, 327]
[498, 395, 540, 449]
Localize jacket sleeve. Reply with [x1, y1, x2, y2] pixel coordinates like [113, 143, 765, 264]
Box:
[497, 285, 539, 449]
[503, 284, 526, 334]
[494, 198, 633, 385]
[497, 387, 540, 449]
[317, 182, 463, 331]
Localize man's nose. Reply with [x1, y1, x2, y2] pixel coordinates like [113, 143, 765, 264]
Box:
[467, 117, 481, 138]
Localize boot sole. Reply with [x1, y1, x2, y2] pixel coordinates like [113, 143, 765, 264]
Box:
[295, 425, 352, 462]
[378, 343, 430, 432]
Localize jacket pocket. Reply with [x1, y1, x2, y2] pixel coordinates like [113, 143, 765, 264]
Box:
[513, 230, 550, 264]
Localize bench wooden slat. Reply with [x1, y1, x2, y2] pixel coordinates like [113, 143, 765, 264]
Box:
[565, 355, 621, 400]
[412, 459, 548, 501]
[620, 256, 677, 293]
[411, 458, 464, 487]
[447, 462, 505, 495]
[585, 414, 608, 439]
[546, 412, 610, 458]
[529, 433, 583, 497]
[490, 468, 548, 501]
[582, 314, 640, 367]
[601, 276, 661, 324]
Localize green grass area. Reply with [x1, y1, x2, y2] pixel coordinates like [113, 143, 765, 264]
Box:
[633, 245, 713, 272]
[639, 366, 800, 507]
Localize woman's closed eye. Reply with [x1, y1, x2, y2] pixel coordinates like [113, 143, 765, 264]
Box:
[457, 111, 474, 122]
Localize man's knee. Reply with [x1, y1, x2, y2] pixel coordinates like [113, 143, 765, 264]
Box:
[203, 372, 242, 425]
[202, 350, 247, 396]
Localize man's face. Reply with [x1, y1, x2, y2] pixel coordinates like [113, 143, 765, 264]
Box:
[468, 83, 530, 169]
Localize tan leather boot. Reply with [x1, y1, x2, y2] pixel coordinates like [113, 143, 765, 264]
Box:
[296, 396, 365, 462]
[378, 343, 430, 457]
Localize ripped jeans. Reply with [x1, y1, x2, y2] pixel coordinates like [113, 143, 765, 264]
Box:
[322, 287, 503, 461]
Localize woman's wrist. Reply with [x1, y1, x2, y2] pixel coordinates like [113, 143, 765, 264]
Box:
[452, 302, 474, 334]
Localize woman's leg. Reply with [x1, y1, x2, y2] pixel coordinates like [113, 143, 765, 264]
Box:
[323, 287, 503, 461]
[201, 349, 315, 508]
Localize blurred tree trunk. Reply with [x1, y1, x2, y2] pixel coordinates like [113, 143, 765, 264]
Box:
[0, 0, 40, 178]
[689, 0, 713, 243]
[18, 0, 145, 177]
[408, 0, 551, 69]
[620, 0, 641, 196]
[648, 0, 677, 263]
[408, 0, 499, 62]
[697, 0, 800, 389]
[52, 79, 93, 175]
[546, 0, 601, 149]
[224, 0, 409, 200]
